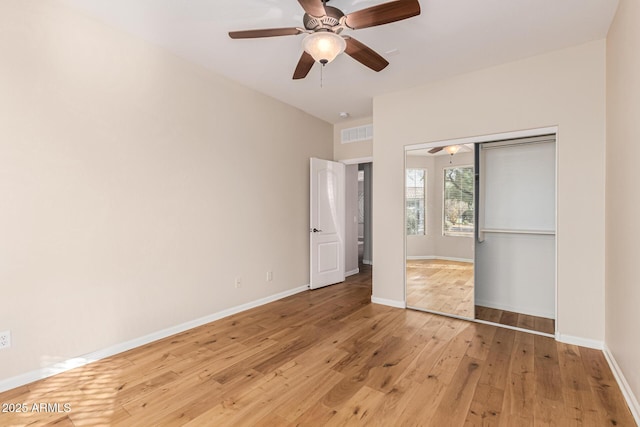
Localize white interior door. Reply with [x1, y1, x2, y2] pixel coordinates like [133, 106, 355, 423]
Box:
[310, 157, 345, 289]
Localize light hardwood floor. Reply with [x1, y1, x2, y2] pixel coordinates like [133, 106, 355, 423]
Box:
[406, 259, 475, 318]
[0, 266, 635, 426]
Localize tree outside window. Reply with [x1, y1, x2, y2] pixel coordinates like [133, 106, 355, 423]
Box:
[406, 169, 425, 235]
[443, 166, 474, 236]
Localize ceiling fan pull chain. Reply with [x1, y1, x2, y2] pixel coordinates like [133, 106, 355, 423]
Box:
[320, 63, 324, 88]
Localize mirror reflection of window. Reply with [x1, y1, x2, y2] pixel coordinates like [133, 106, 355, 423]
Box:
[443, 166, 474, 236]
[406, 169, 426, 235]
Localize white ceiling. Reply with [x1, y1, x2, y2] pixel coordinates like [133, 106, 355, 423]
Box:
[62, 0, 618, 124]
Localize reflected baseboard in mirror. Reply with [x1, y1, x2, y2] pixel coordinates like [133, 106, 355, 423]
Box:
[406, 259, 474, 318]
[475, 305, 555, 335]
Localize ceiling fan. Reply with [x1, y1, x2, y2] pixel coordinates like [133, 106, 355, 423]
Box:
[229, 0, 421, 80]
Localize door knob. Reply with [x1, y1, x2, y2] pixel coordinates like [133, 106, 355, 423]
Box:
[311, 228, 323, 233]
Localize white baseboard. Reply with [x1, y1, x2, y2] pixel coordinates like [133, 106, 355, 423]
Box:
[371, 296, 405, 309]
[603, 344, 640, 425]
[362, 259, 372, 265]
[406, 256, 474, 263]
[345, 268, 360, 277]
[0, 285, 309, 393]
[555, 333, 603, 350]
[475, 298, 555, 320]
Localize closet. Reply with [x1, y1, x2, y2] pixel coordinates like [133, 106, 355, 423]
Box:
[404, 132, 557, 335]
[474, 134, 556, 335]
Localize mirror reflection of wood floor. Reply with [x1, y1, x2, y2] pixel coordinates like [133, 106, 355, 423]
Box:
[406, 259, 474, 318]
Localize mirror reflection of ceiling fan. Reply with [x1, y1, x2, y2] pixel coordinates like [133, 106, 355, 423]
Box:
[423, 143, 473, 155]
[429, 145, 462, 155]
[229, 0, 421, 79]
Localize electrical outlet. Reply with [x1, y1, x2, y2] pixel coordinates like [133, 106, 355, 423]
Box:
[0, 331, 11, 349]
[234, 277, 241, 289]
[267, 271, 273, 282]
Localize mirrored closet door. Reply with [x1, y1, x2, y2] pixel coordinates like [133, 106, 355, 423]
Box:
[405, 143, 475, 319]
[405, 132, 557, 337]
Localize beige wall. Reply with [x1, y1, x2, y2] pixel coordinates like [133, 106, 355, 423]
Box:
[333, 117, 373, 161]
[373, 40, 607, 342]
[0, 0, 332, 380]
[606, 0, 640, 408]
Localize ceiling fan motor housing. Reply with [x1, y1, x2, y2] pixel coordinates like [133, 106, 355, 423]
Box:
[303, 6, 344, 32]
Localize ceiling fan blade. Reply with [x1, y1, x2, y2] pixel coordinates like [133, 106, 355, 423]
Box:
[344, 36, 389, 72]
[293, 51, 315, 80]
[345, 0, 421, 30]
[297, 0, 326, 17]
[229, 27, 302, 39]
[428, 146, 444, 154]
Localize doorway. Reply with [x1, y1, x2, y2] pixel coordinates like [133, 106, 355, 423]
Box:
[344, 161, 372, 276]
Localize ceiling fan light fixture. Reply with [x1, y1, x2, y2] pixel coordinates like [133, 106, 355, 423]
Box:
[302, 32, 346, 65]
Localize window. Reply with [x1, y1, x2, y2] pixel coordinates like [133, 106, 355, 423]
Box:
[406, 169, 426, 235]
[443, 166, 474, 236]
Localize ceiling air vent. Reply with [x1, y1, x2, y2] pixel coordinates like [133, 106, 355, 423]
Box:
[341, 124, 373, 144]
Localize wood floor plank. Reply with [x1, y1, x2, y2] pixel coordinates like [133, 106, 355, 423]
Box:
[276, 368, 344, 422]
[478, 327, 516, 390]
[0, 265, 634, 427]
[430, 355, 484, 426]
[397, 319, 469, 385]
[465, 323, 498, 361]
[292, 400, 339, 426]
[365, 376, 423, 425]
[533, 334, 564, 403]
[139, 370, 261, 426]
[499, 331, 535, 425]
[324, 385, 386, 426]
[465, 383, 504, 426]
